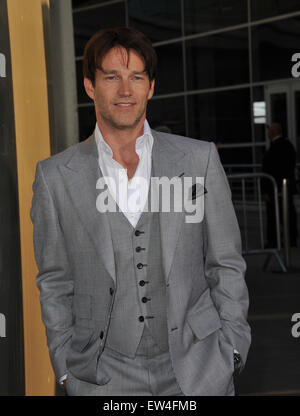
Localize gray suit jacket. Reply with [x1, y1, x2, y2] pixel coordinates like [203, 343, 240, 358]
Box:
[30, 130, 251, 395]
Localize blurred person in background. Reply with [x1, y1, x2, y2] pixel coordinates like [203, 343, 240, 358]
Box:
[263, 122, 298, 247]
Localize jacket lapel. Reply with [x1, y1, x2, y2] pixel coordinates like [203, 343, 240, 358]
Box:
[151, 130, 190, 283]
[59, 134, 116, 283]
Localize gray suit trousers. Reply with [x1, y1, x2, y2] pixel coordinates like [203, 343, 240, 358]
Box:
[65, 324, 184, 396]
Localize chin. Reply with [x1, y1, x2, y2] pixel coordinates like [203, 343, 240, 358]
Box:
[112, 117, 143, 130]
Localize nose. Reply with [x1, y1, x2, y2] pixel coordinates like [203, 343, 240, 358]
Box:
[118, 78, 132, 97]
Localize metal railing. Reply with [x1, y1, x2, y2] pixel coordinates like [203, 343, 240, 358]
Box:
[227, 173, 287, 272]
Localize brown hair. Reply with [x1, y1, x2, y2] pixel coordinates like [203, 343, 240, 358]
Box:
[83, 27, 157, 86]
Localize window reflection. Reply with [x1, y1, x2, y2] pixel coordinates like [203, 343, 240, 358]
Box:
[252, 86, 266, 143]
[253, 101, 266, 124]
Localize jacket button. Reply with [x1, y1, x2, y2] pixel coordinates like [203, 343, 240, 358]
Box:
[137, 263, 143, 269]
[138, 316, 144, 322]
[135, 230, 144, 236]
[109, 288, 114, 295]
[142, 297, 148, 303]
[100, 331, 104, 339]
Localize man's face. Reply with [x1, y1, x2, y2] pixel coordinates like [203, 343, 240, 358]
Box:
[84, 47, 155, 131]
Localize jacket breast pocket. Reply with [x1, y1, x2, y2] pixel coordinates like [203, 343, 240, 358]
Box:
[187, 303, 222, 341]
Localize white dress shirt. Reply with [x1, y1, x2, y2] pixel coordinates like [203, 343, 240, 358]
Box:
[95, 119, 154, 227]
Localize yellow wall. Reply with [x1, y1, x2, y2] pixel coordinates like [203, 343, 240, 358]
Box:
[7, 0, 55, 395]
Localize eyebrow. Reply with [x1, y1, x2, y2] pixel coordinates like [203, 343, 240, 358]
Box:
[100, 69, 147, 75]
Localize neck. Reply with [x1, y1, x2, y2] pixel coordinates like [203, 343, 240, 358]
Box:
[97, 116, 146, 160]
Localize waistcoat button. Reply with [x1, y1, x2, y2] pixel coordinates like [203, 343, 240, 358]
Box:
[139, 280, 145, 286]
[142, 297, 148, 303]
[138, 316, 144, 322]
[137, 263, 143, 269]
[135, 230, 144, 236]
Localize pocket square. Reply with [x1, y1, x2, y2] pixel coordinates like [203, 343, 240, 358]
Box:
[190, 183, 207, 200]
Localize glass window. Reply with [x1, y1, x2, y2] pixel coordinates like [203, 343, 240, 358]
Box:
[218, 147, 253, 171]
[270, 92, 288, 136]
[147, 96, 186, 136]
[184, 0, 247, 35]
[251, 0, 300, 21]
[188, 88, 252, 144]
[128, 0, 181, 43]
[73, 3, 126, 57]
[76, 59, 93, 104]
[78, 106, 96, 140]
[154, 42, 184, 95]
[295, 90, 300, 161]
[252, 17, 300, 82]
[254, 144, 265, 170]
[186, 29, 249, 90]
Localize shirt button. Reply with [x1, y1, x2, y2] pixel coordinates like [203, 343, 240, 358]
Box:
[139, 280, 145, 286]
[142, 297, 148, 303]
[137, 263, 143, 269]
[138, 316, 144, 322]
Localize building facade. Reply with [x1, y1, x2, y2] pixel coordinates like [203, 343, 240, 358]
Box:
[72, 0, 300, 175]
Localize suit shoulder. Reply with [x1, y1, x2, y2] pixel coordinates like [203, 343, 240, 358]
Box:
[37, 136, 92, 174]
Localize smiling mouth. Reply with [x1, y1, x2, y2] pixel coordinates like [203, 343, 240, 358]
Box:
[115, 103, 136, 107]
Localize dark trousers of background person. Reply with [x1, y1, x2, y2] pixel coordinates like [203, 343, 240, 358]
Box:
[266, 192, 298, 247]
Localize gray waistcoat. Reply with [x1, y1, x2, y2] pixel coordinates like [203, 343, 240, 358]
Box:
[105, 192, 169, 358]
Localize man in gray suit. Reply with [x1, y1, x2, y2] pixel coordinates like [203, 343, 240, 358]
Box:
[30, 27, 251, 396]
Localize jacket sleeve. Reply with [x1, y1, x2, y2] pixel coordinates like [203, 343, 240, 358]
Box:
[30, 161, 74, 381]
[203, 143, 251, 368]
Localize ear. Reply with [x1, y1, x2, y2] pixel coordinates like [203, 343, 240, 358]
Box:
[147, 79, 155, 100]
[84, 77, 95, 100]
